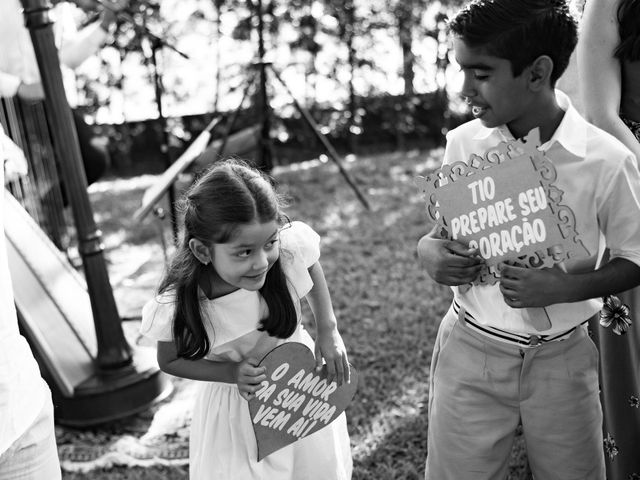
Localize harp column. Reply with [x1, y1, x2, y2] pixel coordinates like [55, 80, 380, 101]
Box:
[20, 0, 131, 369]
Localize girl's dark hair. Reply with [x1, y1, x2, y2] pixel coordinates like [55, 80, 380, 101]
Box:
[158, 159, 297, 360]
[448, 0, 578, 85]
[615, 0, 640, 61]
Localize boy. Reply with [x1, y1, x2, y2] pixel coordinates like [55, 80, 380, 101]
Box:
[418, 1, 640, 479]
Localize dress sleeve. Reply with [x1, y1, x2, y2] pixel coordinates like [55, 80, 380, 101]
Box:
[140, 293, 176, 343]
[599, 153, 640, 268]
[279, 221, 321, 299]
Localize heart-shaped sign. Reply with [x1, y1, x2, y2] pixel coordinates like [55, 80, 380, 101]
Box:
[248, 342, 358, 461]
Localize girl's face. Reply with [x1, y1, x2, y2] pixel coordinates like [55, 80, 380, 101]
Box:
[209, 220, 280, 294]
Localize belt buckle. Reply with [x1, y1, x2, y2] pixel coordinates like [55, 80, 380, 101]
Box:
[528, 335, 542, 346]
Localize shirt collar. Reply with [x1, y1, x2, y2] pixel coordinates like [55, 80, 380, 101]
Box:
[471, 89, 587, 157]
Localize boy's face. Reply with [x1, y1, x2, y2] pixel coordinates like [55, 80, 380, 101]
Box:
[453, 37, 534, 138]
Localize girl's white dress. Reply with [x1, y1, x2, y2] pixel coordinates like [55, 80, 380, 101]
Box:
[140, 221, 353, 480]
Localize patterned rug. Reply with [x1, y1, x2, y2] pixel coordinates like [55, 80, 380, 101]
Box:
[56, 377, 194, 473]
[53, 216, 192, 474]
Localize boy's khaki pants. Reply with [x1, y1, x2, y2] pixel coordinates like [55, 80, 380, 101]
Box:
[425, 308, 605, 480]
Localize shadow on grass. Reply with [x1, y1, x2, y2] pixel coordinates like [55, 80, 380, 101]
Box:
[351, 407, 531, 480]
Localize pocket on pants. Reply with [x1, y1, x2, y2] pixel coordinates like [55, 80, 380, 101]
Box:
[563, 328, 599, 382]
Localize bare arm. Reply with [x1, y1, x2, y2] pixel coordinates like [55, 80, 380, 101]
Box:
[305, 261, 350, 385]
[157, 340, 266, 400]
[578, 0, 640, 160]
[499, 258, 640, 308]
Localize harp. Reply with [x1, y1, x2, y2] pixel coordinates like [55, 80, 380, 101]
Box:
[2, 0, 171, 426]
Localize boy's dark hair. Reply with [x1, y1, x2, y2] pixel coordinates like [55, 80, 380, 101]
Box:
[448, 0, 578, 85]
[615, 0, 640, 61]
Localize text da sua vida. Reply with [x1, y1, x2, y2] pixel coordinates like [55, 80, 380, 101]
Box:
[252, 362, 339, 439]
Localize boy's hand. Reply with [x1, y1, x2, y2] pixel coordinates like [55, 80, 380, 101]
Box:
[499, 263, 567, 308]
[235, 357, 267, 401]
[314, 327, 350, 387]
[417, 234, 484, 286]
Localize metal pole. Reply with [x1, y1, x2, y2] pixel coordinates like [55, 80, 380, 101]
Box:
[270, 67, 370, 210]
[20, 0, 132, 369]
[255, 0, 273, 171]
[149, 38, 178, 242]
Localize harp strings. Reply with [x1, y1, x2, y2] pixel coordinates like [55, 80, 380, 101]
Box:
[2, 97, 70, 250]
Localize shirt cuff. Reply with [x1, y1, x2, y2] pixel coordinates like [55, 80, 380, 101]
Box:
[0, 73, 22, 98]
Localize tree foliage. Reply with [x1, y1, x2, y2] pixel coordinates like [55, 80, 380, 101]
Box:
[73, 0, 468, 155]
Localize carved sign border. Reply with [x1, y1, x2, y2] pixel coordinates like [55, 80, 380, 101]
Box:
[417, 128, 588, 286]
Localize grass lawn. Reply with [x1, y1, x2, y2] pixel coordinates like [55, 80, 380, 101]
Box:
[61, 148, 531, 479]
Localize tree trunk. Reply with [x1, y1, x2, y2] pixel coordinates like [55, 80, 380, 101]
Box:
[212, 0, 223, 113]
[345, 0, 358, 154]
[396, 0, 415, 150]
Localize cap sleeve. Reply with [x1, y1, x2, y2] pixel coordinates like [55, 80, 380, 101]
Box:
[140, 293, 176, 343]
[279, 221, 321, 298]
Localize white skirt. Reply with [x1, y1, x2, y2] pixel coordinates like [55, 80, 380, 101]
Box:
[189, 329, 353, 480]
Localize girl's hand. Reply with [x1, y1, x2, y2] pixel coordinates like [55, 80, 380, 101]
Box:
[417, 234, 484, 286]
[235, 358, 267, 401]
[499, 263, 567, 308]
[314, 327, 350, 387]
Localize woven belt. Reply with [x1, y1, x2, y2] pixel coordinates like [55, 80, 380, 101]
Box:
[452, 300, 579, 348]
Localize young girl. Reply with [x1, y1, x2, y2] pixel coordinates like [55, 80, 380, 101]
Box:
[140, 159, 353, 479]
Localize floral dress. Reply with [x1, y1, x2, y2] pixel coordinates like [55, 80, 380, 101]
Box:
[140, 221, 352, 480]
[590, 111, 640, 480]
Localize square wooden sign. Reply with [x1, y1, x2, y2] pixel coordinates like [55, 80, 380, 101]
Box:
[417, 128, 589, 285]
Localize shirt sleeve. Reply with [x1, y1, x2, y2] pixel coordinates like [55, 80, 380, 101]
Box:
[442, 130, 457, 166]
[55, 3, 107, 71]
[442, 125, 473, 167]
[279, 221, 321, 298]
[140, 293, 176, 343]
[0, 71, 20, 98]
[58, 22, 107, 70]
[599, 153, 640, 267]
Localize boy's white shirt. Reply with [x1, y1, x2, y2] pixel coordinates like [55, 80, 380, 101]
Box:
[446, 90, 640, 335]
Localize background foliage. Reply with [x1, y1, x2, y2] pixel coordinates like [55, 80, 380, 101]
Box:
[73, 0, 471, 172]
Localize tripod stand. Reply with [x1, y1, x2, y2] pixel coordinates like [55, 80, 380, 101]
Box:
[133, 0, 370, 230]
[223, 59, 370, 210]
[94, 0, 190, 239]
[220, 0, 370, 209]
